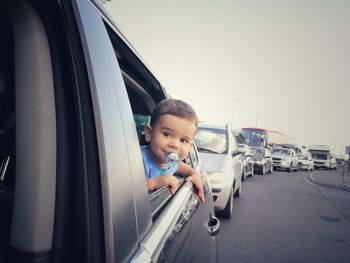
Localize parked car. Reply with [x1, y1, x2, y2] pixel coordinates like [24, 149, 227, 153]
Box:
[234, 132, 254, 180]
[194, 123, 242, 218]
[0, 1, 220, 262]
[297, 153, 314, 171]
[250, 147, 273, 175]
[271, 147, 299, 172]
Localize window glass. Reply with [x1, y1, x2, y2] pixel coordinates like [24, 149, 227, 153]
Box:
[188, 146, 199, 168]
[194, 128, 228, 154]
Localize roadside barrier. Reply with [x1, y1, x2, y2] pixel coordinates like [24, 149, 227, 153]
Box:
[342, 161, 350, 187]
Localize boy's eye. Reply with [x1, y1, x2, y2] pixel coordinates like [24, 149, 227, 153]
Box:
[180, 138, 189, 144]
[163, 132, 171, 137]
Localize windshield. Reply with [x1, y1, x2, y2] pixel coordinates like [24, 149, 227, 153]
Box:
[272, 148, 290, 155]
[241, 129, 265, 147]
[298, 154, 308, 160]
[194, 127, 228, 154]
[312, 154, 328, 160]
[250, 147, 264, 156]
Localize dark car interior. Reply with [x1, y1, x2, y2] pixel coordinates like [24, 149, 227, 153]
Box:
[0, 5, 17, 261]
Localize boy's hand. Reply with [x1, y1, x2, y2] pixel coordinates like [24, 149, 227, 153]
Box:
[164, 175, 180, 194]
[149, 175, 179, 194]
[186, 172, 205, 203]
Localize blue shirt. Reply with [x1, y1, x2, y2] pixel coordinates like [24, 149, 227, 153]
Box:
[141, 146, 179, 178]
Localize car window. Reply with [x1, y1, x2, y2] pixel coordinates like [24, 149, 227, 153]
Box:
[194, 128, 228, 154]
[103, 22, 195, 222]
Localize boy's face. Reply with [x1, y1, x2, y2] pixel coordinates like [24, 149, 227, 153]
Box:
[145, 114, 197, 165]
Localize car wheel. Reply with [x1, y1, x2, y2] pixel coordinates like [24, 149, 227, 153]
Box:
[249, 166, 254, 177]
[234, 183, 241, 198]
[242, 170, 246, 182]
[294, 165, 298, 172]
[219, 187, 233, 218]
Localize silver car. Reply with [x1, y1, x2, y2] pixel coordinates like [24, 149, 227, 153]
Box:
[194, 123, 242, 218]
[250, 147, 274, 175]
[0, 1, 220, 262]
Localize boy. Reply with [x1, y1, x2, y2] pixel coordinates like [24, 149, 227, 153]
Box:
[142, 99, 205, 203]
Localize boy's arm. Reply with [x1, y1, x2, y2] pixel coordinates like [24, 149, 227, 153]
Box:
[177, 162, 205, 203]
[147, 175, 179, 194]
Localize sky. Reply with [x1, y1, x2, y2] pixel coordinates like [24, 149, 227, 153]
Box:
[105, 0, 350, 156]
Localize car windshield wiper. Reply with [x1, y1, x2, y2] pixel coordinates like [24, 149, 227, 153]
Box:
[196, 147, 220, 154]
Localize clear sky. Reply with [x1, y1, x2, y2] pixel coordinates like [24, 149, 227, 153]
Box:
[105, 0, 350, 156]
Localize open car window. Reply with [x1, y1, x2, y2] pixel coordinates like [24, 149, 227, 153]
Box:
[104, 23, 196, 222]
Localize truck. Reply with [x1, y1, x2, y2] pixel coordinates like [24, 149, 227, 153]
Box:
[308, 145, 337, 170]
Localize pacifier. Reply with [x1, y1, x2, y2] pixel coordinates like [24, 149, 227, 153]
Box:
[166, 152, 179, 166]
[159, 152, 179, 176]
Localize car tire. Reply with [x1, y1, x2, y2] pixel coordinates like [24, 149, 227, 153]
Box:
[242, 170, 246, 182]
[294, 165, 298, 172]
[249, 167, 254, 177]
[219, 187, 233, 218]
[234, 183, 241, 198]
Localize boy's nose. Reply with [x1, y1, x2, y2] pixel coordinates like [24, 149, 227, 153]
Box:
[169, 139, 179, 149]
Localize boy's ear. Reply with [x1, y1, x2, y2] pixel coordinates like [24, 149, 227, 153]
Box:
[144, 124, 152, 142]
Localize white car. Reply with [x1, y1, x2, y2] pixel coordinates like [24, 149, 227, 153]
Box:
[195, 123, 242, 218]
[234, 132, 254, 180]
[297, 153, 314, 171]
[271, 147, 299, 172]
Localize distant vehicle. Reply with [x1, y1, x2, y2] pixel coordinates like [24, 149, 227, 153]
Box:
[335, 155, 345, 166]
[241, 127, 295, 149]
[271, 147, 299, 172]
[250, 147, 273, 175]
[297, 153, 314, 171]
[195, 123, 242, 218]
[233, 132, 254, 180]
[309, 145, 337, 170]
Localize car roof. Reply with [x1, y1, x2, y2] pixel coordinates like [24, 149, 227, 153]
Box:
[272, 147, 290, 150]
[198, 122, 227, 130]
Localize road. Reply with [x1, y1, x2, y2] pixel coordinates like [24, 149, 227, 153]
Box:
[217, 170, 350, 263]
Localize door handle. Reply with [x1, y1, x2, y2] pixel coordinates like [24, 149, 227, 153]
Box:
[205, 214, 220, 237]
[173, 196, 199, 234]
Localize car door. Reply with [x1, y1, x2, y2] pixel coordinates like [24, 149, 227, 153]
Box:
[229, 128, 242, 188]
[78, 2, 220, 262]
[264, 149, 272, 171]
[291, 150, 298, 169]
[134, 146, 219, 263]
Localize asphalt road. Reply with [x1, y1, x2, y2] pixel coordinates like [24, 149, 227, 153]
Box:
[217, 170, 350, 263]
